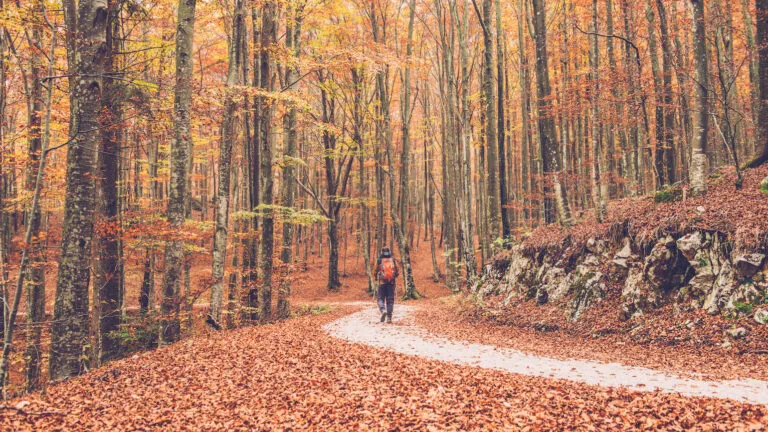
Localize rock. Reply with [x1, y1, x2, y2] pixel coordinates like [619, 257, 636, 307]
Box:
[613, 257, 628, 270]
[583, 254, 600, 266]
[585, 238, 605, 255]
[676, 232, 704, 261]
[644, 236, 691, 291]
[615, 239, 632, 259]
[14, 401, 30, 410]
[724, 282, 763, 316]
[726, 327, 748, 339]
[613, 239, 632, 270]
[538, 266, 566, 302]
[696, 206, 706, 214]
[535, 287, 549, 305]
[721, 340, 733, 349]
[702, 260, 732, 314]
[569, 270, 604, 321]
[533, 322, 559, 333]
[760, 175, 768, 195]
[733, 253, 766, 279]
[754, 309, 768, 325]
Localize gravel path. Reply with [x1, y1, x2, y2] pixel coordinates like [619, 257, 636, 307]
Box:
[324, 304, 768, 406]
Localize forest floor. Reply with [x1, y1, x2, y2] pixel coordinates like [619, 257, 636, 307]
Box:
[3, 300, 768, 431]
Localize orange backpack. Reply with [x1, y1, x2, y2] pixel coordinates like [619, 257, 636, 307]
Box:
[380, 257, 396, 284]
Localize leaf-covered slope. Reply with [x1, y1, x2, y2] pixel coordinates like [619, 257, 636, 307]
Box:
[2, 306, 766, 430]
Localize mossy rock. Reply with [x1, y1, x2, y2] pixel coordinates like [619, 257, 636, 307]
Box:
[654, 184, 685, 203]
[760, 176, 768, 195]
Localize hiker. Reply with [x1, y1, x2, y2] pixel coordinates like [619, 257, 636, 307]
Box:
[374, 247, 399, 323]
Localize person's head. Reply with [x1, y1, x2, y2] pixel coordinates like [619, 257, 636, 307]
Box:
[380, 247, 391, 258]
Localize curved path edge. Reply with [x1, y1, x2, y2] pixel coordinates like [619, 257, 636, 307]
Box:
[323, 304, 768, 406]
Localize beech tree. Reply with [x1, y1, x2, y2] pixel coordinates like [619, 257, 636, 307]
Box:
[753, 0, 768, 166]
[50, 0, 109, 381]
[690, 0, 710, 195]
[161, 0, 197, 344]
[531, 0, 573, 226]
[210, 0, 244, 326]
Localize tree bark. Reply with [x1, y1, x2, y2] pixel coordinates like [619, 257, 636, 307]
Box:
[258, 1, 277, 320]
[50, 0, 108, 381]
[531, 0, 573, 226]
[656, 0, 677, 184]
[646, 0, 666, 188]
[95, 0, 124, 364]
[753, 0, 768, 166]
[278, 3, 304, 319]
[590, 0, 608, 222]
[395, 0, 419, 300]
[482, 0, 500, 241]
[690, 0, 710, 195]
[160, 0, 196, 344]
[210, 0, 244, 326]
[495, 0, 510, 238]
[22, 0, 46, 390]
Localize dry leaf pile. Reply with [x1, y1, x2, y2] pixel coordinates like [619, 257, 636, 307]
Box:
[2, 305, 766, 431]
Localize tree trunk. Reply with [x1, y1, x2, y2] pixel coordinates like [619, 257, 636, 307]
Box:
[160, 0, 196, 343]
[496, 0, 510, 237]
[646, 0, 665, 188]
[518, 0, 531, 225]
[482, 0, 500, 241]
[22, 0, 46, 391]
[210, 0, 244, 326]
[278, 3, 304, 319]
[690, 0, 710, 195]
[95, 0, 124, 364]
[531, 0, 573, 225]
[753, 0, 768, 166]
[49, 0, 107, 381]
[258, 1, 277, 321]
[590, 0, 608, 222]
[656, 0, 677, 184]
[741, 0, 760, 153]
[395, 0, 419, 300]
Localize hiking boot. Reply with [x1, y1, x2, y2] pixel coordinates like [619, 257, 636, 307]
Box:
[386, 314, 392, 324]
[380, 311, 387, 323]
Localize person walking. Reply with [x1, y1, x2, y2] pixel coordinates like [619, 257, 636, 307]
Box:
[374, 247, 399, 323]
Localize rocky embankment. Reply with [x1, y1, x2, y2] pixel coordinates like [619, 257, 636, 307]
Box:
[473, 169, 768, 339]
[475, 228, 767, 326]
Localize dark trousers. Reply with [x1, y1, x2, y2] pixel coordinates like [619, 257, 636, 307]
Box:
[377, 283, 395, 316]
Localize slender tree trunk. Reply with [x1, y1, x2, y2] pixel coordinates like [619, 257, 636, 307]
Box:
[22, 0, 47, 391]
[656, 0, 677, 183]
[95, 0, 124, 364]
[278, 3, 304, 319]
[49, 0, 108, 381]
[741, 0, 760, 152]
[160, 0, 196, 344]
[590, 0, 608, 222]
[531, 0, 573, 225]
[753, 0, 768, 166]
[395, 0, 419, 299]
[607, 0, 625, 196]
[210, 0, 244, 326]
[258, 1, 277, 320]
[482, 0, 500, 241]
[690, 0, 710, 195]
[0, 20, 53, 389]
[518, 0, 531, 225]
[495, 0, 510, 237]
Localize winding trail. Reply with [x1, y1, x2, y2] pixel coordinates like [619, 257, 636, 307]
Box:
[324, 304, 768, 406]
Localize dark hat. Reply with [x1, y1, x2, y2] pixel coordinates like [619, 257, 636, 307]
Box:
[381, 247, 392, 257]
